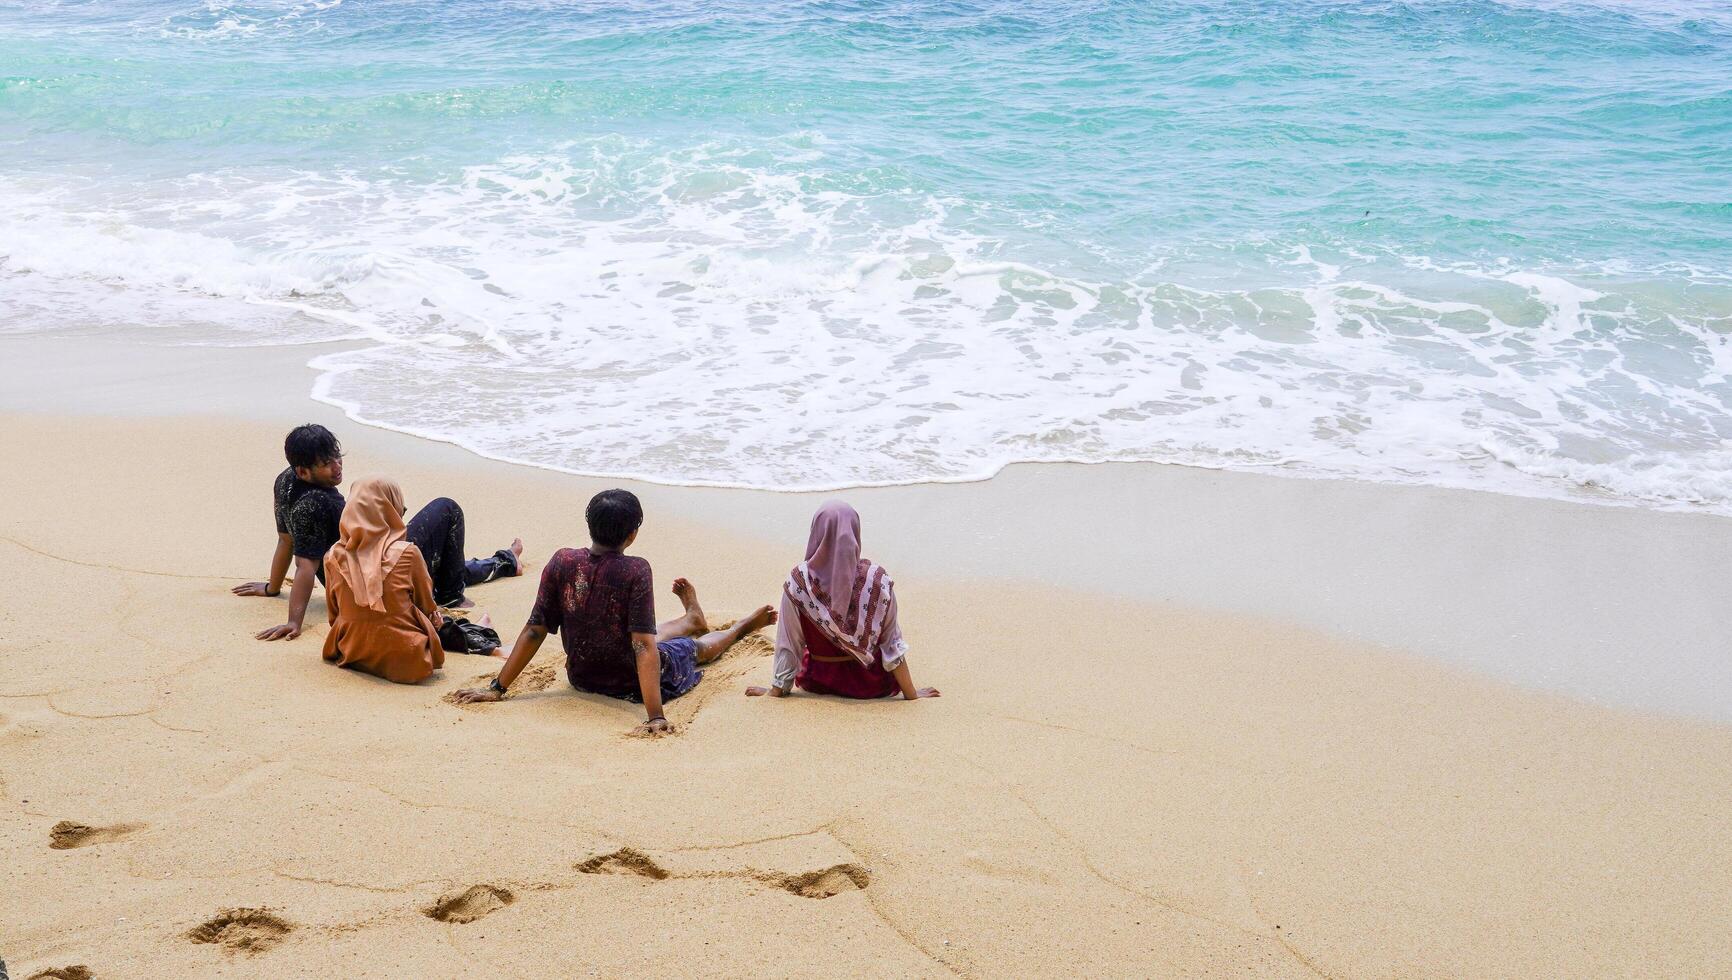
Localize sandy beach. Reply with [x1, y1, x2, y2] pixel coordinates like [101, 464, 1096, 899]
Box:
[0, 335, 1727, 977]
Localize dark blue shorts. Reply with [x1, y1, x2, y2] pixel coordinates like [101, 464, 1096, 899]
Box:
[570, 637, 704, 703]
[653, 637, 703, 702]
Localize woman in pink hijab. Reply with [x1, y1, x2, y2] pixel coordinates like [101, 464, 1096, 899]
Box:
[746, 501, 940, 701]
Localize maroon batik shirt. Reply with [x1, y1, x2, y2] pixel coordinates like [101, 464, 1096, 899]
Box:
[527, 547, 657, 698]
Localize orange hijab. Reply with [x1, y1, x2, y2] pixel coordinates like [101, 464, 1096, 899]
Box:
[327, 478, 409, 612]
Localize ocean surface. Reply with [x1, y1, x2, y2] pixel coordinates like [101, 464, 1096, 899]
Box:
[2, 1, 1730, 506]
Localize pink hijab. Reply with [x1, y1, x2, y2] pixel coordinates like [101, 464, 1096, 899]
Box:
[781, 501, 906, 671]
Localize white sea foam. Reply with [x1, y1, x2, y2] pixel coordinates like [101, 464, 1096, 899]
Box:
[154, 0, 344, 40]
[1, 145, 1729, 511]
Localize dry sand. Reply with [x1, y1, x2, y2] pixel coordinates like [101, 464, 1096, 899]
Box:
[2, 337, 1731, 977]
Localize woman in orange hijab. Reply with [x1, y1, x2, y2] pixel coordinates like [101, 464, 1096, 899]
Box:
[322, 477, 446, 684]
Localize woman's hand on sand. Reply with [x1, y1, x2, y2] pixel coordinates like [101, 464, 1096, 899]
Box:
[451, 687, 503, 704]
[744, 685, 788, 698]
[232, 581, 278, 597]
[908, 687, 941, 700]
[255, 623, 301, 641]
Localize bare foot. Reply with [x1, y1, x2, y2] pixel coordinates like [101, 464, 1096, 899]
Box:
[671, 577, 709, 633]
[449, 597, 476, 610]
[742, 604, 777, 633]
[475, 612, 504, 655]
[509, 537, 525, 575]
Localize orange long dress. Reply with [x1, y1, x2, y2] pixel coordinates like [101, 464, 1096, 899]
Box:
[322, 542, 446, 684]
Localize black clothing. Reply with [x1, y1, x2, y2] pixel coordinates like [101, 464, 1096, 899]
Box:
[273, 467, 345, 582]
[270, 474, 510, 602]
[437, 615, 503, 655]
[404, 497, 518, 607]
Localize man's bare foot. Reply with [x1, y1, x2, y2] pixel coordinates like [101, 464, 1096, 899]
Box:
[449, 597, 476, 610]
[509, 537, 525, 575]
[478, 612, 492, 628]
[741, 603, 777, 633]
[671, 577, 709, 633]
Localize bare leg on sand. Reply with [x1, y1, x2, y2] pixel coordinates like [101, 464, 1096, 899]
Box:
[655, 577, 711, 642]
[691, 604, 776, 665]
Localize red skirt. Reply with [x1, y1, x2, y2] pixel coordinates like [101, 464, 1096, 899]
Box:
[794, 612, 900, 699]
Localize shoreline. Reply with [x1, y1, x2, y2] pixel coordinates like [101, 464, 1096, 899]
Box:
[2, 332, 1730, 975]
[5, 332, 1729, 723]
[18, 322, 1729, 511]
[305, 327, 1732, 512]
[312, 340, 1717, 512]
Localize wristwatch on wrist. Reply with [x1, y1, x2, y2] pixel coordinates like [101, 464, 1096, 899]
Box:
[488, 677, 507, 696]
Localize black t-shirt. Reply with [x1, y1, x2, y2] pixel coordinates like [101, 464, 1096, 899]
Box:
[273, 467, 345, 581]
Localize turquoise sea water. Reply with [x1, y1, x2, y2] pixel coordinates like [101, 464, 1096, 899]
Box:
[2, 1, 1730, 504]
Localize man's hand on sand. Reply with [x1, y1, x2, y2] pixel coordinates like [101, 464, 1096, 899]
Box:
[451, 687, 503, 704]
[232, 582, 279, 597]
[910, 687, 941, 699]
[255, 623, 301, 641]
[636, 716, 672, 736]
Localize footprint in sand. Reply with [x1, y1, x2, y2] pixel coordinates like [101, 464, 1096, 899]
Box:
[443, 663, 559, 705]
[27, 967, 93, 980]
[576, 847, 670, 880]
[49, 821, 142, 850]
[757, 864, 872, 899]
[576, 847, 870, 899]
[185, 909, 293, 955]
[423, 884, 514, 924]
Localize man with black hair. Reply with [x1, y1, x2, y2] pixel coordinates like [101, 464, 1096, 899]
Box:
[452, 489, 775, 734]
[233, 423, 525, 641]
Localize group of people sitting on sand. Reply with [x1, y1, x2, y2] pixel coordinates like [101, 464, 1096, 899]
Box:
[233, 424, 939, 733]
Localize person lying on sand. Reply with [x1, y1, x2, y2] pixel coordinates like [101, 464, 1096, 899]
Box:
[453, 489, 776, 734]
[745, 500, 939, 701]
[322, 478, 507, 684]
[232, 423, 524, 640]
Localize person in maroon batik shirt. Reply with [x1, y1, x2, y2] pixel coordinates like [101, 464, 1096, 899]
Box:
[453, 489, 775, 734]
